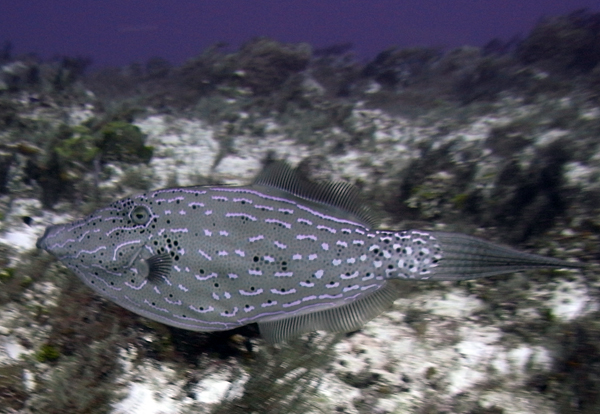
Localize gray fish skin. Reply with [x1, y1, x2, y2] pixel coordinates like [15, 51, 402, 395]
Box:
[36, 165, 580, 343]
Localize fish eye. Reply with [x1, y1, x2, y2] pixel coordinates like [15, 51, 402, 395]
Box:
[130, 205, 151, 225]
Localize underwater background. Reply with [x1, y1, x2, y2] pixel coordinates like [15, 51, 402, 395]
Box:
[1, 2, 600, 413]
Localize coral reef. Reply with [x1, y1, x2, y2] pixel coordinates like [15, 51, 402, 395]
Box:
[0, 9, 599, 414]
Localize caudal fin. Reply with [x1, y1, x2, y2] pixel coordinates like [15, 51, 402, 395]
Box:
[426, 231, 582, 281]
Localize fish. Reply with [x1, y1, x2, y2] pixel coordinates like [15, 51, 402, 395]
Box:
[36, 161, 581, 343]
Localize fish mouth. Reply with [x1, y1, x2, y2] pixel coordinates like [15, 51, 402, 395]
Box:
[36, 223, 65, 251]
[36, 226, 52, 250]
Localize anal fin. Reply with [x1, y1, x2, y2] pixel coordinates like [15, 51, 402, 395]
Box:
[258, 282, 398, 344]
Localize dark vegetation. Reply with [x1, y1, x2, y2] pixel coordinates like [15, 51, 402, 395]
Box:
[0, 10, 599, 212]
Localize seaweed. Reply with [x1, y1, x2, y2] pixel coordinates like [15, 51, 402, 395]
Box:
[24, 119, 153, 208]
[0, 364, 28, 411]
[97, 121, 153, 164]
[210, 335, 339, 414]
[517, 10, 600, 74]
[525, 314, 600, 414]
[237, 38, 311, 96]
[29, 336, 124, 414]
[35, 343, 61, 363]
[362, 47, 441, 88]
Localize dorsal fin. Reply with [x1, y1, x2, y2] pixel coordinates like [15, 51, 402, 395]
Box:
[253, 161, 379, 228]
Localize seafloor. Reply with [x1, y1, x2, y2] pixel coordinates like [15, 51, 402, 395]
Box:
[0, 10, 599, 414]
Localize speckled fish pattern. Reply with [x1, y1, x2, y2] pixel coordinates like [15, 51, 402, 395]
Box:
[36, 161, 580, 343]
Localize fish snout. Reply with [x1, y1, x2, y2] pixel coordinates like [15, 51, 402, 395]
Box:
[36, 223, 66, 251]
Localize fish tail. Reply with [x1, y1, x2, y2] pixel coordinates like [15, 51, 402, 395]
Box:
[425, 231, 582, 281]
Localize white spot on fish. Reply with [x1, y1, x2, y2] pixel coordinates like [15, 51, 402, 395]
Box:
[318, 293, 343, 299]
[198, 249, 212, 261]
[255, 204, 274, 211]
[297, 234, 317, 241]
[361, 283, 379, 291]
[233, 198, 253, 204]
[265, 218, 292, 229]
[341, 271, 359, 279]
[125, 280, 147, 290]
[239, 288, 263, 296]
[226, 212, 257, 221]
[113, 240, 141, 260]
[195, 272, 217, 281]
[317, 225, 336, 233]
[261, 301, 278, 308]
[282, 300, 302, 308]
[190, 305, 214, 314]
[270, 288, 297, 295]
[145, 299, 169, 312]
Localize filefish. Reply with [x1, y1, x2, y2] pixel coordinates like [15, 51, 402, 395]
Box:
[36, 161, 580, 343]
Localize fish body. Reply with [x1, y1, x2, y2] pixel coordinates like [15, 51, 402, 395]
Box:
[36, 162, 579, 343]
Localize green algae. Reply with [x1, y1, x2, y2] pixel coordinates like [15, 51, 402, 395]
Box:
[98, 121, 153, 164]
[35, 343, 60, 363]
[0, 364, 28, 410]
[0, 267, 14, 281]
